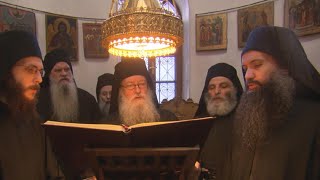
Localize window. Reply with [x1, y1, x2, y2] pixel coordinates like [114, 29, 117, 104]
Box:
[145, 47, 182, 103]
[159, 0, 178, 16]
[145, 56, 178, 103]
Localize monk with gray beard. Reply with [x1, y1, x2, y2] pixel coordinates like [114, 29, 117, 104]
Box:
[50, 77, 78, 122]
[37, 48, 100, 124]
[231, 26, 320, 180]
[193, 63, 243, 180]
[99, 101, 110, 118]
[105, 58, 177, 126]
[96, 73, 114, 119]
[37, 48, 101, 179]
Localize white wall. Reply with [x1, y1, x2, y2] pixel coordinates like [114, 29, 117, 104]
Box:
[176, 0, 191, 99]
[2, 0, 320, 102]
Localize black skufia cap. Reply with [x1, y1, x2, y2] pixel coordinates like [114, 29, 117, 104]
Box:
[0, 30, 42, 81]
[242, 26, 320, 99]
[109, 58, 158, 114]
[195, 63, 243, 118]
[96, 73, 115, 98]
[42, 48, 73, 88]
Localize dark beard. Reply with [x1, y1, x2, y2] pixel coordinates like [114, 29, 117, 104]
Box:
[1, 75, 40, 121]
[234, 71, 295, 150]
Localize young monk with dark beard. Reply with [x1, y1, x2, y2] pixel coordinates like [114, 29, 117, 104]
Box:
[0, 30, 62, 179]
[232, 26, 320, 180]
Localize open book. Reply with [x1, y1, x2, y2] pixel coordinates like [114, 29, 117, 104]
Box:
[42, 117, 214, 178]
[43, 117, 214, 148]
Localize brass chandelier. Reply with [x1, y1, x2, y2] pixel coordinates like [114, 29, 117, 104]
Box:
[102, 0, 184, 58]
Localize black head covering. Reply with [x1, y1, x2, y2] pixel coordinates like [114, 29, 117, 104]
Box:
[242, 26, 320, 99]
[195, 63, 243, 118]
[0, 30, 42, 81]
[109, 58, 159, 114]
[42, 48, 73, 88]
[96, 73, 115, 99]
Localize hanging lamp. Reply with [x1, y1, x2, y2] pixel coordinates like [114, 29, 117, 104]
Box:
[101, 0, 184, 58]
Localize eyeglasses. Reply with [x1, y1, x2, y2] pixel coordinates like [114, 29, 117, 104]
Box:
[16, 65, 45, 77]
[122, 81, 147, 90]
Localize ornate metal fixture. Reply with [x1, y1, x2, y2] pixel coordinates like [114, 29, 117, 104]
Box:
[102, 0, 184, 57]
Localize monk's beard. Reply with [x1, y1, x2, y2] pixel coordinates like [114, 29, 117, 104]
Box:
[99, 100, 110, 118]
[118, 89, 160, 126]
[0, 75, 40, 121]
[235, 71, 295, 150]
[50, 79, 78, 122]
[204, 89, 237, 116]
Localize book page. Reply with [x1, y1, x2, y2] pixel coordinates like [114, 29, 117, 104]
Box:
[129, 116, 214, 129]
[44, 116, 215, 132]
[43, 120, 124, 131]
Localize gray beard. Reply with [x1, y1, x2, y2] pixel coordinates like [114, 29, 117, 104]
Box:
[118, 89, 160, 126]
[99, 101, 110, 118]
[204, 89, 237, 117]
[235, 71, 295, 150]
[50, 80, 79, 122]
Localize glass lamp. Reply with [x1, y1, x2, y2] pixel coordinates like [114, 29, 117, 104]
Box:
[101, 0, 184, 58]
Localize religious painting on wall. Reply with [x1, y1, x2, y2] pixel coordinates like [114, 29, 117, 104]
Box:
[46, 15, 78, 61]
[196, 13, 227, 51]
[237, 2, 274, 48]
[0, 5, 36, 34]
[284, 0, 320, 36]
[82, 23, 109, 58]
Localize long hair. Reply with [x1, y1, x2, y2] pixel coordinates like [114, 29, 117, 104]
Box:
[0, 73, 39, 121]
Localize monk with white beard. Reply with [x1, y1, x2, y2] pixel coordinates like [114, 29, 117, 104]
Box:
[105, 58, 177, 125]
[37, 48, 100, 123]
[192, 63, 243, 180]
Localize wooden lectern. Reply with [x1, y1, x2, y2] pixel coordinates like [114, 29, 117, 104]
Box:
[85, 147, 199, 180]
[42, 117, 215, 179]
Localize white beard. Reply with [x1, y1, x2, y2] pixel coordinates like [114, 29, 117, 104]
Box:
[99, 100, 110, 118]
[50, 79, 79, 122]
[205, 89, 237, 116]
[118, 89, 160, 126]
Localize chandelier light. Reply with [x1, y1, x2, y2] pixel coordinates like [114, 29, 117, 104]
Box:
[102, 0, 184, 58]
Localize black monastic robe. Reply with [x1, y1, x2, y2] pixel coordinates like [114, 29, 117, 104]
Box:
[0, 102, 46, 180]
[199, 113, 234, 180]
[231, 97, 320, 180]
